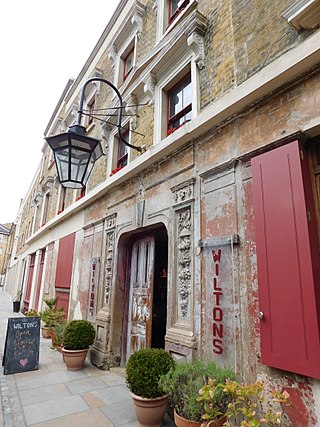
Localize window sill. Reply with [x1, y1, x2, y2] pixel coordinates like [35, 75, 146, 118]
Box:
[86, 122, 95, 133]
[282, 0, 320, 30]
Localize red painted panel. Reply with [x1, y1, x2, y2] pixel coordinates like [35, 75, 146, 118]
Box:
[34, 249, 46, 309]
[24, 253, 36, 310]
[252, 140, 320, 379]
[55, 233, 75, 289]
[55, 290, 69, 317]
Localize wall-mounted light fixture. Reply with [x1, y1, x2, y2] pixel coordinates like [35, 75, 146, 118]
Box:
[45, 77, 141, 189]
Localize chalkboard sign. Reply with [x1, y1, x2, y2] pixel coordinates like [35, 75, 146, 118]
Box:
[2, 317, 40, 375]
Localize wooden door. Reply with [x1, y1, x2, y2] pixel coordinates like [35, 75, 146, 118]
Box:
[126, 236, 155, 362]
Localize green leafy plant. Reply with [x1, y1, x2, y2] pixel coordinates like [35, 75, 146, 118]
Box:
[52, 322, 67, 349]
[40, 307, 65, 328]
[25, 309, 39, 317]
[43, 297, 58, 309]
[198, 379, 290, 427]
[40, 297, 65, 328]
[126, 348, 175, 398]
[62, 320, 95, 350]
[159, 360, 236, 422]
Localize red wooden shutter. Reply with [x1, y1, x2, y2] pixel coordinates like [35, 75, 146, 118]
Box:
[55, 233, 75, 316]
[252, 140, 320, 379]
[34, 249, 46, 309]
[24, 253, 36, 310]
[55, 233, 75, 288]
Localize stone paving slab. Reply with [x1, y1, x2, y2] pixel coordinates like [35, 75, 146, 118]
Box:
[91, 385, 132, 405]
[23, 395, 90, 425]
[19, 383, 70, 406]
[64, 377, 106, 394]
[100, 399, 137, 426]
[30, 409, 114, 427]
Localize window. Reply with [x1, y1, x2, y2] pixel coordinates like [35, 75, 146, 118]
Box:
[167, 72, 192, 135]
[41, 192, 50, 226]
[76, 187, 86, 201]
[155, 0, 196, 41]
[123, 48, 134, 82]
[169, 0, 190, 24]
[87, 97, 95, 127]
[110, 128, 130, 176]
[118, 43, 136, 86]
[57, 186, 66, 214]
[117, 132, 129, 169]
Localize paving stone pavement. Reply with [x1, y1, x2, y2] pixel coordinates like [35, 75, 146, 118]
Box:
[0, 290, 175, 427]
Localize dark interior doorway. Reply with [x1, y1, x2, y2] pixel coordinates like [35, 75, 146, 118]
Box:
[151, 228, 168, 349]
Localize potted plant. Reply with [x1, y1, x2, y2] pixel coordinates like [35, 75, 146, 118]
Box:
[25, 309, 39, 317]
[126, 348, 175, 427]
[199, 379, 290, 426]
[51, 322, 67, 351]
[62, 319, 95, 370]
[40, 298, 65, 338]
[159, 360, 236, 427]
[12, 291, 22, 312]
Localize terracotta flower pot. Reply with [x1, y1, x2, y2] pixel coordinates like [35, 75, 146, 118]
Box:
[130, 391, 168, 427]
[174, 408, 226, 427]
[62, 348, 89, 370]
[41, 326, 53, 339]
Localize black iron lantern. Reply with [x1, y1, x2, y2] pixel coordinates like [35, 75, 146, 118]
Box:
[45, 124, 103, 189]
[45, 77, 141, 189]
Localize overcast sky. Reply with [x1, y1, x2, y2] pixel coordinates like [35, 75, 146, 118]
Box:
[0, 0, 119, 224]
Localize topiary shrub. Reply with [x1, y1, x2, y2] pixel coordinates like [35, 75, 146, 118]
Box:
[62, 320, 95, 350]
[126, 348, 175, 398]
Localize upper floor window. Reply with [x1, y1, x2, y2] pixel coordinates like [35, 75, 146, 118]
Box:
[57, 186, 66, 214]
[117, 129, 129, 168]
[109, 127, 130, 176]
[76, 187, 86, 201]
[167, 72, 192, 135]
[108, 2, 146, 87]
[41, 192, 50, 226]
[169, 0, 190, 24]
[87, 97, 96, 127]
[123, 48, 135, 82]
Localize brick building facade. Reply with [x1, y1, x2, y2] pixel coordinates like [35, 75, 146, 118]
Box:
[5, 0, 320, 424]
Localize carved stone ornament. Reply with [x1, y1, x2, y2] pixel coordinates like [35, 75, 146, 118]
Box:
[172, 178, 195, 205]
[152, 0, 158, 13]
[131, 2, 146, 39]
[177, 208, 192, 317]
[101, 122, 112, 148]
[108, 44, 118, 69]
[187, 31, 205, 69]
[105, 213, 117, 306]
[124, 94, 138, 130]
[105, 231, 114, 306]
[143, 72, 157, 105]
[105, 213, 117, 230]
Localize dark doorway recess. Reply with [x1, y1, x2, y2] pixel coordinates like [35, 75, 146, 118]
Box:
[151, 228, 168, 349]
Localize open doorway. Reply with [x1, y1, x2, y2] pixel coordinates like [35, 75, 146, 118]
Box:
[122, 225, 168, 362]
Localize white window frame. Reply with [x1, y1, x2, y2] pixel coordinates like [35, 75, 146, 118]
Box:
[108, 122, 132, 176]
[40, 191, 50, 226]
[154, 55, 200, 144]
[156, 0, 198, 42]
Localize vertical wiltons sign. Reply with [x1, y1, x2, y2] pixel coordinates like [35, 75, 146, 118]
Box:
[2, 317, 40, 375]
[203, 235, 239, 369]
